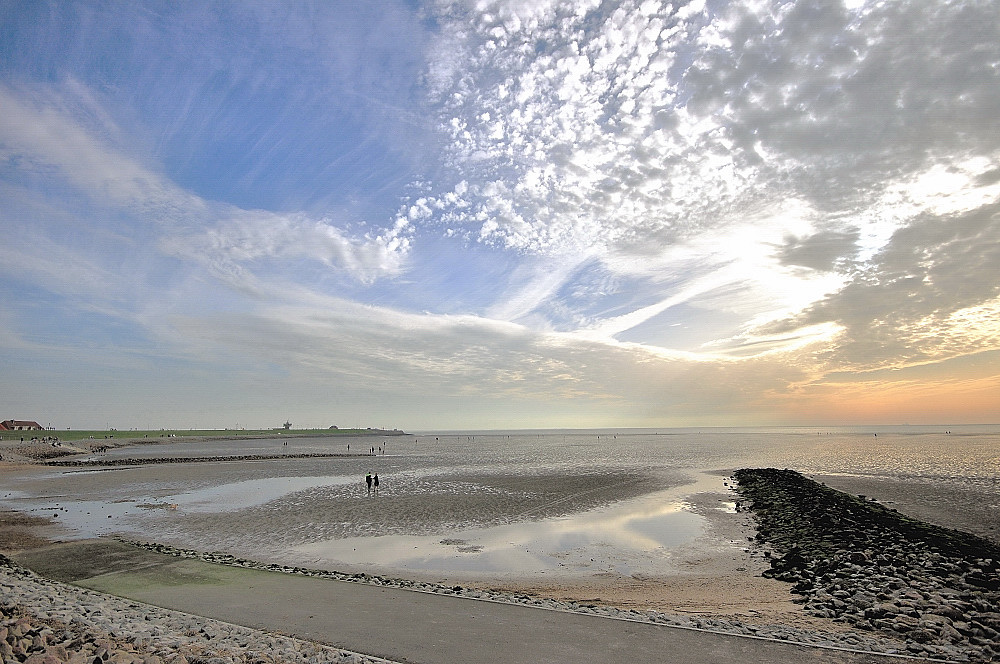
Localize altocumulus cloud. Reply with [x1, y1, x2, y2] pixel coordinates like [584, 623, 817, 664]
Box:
[395, 0, 1000, 423]
[1, 0, 999, 428]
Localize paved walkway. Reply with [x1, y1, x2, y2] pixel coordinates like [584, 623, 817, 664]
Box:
[15, 540, 915, 664]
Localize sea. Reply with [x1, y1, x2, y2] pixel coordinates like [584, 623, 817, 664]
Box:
[3, 425, 998, 581]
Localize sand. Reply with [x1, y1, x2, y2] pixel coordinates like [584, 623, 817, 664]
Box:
[3, 434, 996, 639]
[484, 486, 819, 630]
[810, 473, 1000, 544]
[0, 457, 818, 637]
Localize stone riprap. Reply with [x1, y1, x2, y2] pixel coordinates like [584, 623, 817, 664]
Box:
[1, 553, 393, 664]
[46, 453, 371, 468]
[733, 468, 1000, 663]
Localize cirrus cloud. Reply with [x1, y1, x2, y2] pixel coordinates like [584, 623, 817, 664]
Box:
[1, 0, 998, 428]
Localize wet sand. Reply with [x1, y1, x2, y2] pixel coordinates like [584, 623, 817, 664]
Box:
[810, 473, 1000, 545]
[6, 539, 911, 664]
[3, 434, 998, 635]
[0, 461, 835, 634]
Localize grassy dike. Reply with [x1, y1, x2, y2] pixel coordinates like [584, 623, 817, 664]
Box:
[1, 427, 408, 463]
[26, 428, 406, 443]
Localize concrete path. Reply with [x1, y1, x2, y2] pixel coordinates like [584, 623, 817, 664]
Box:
[14, 540, 914, 664]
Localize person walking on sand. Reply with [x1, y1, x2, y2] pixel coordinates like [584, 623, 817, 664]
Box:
[365, 472, 373, 496]
[373, 473, 380, 496]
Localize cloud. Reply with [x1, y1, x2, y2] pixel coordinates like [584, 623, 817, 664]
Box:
[155, 292, 811, 426]
[0, 82, 413, 292]
[159, 209, 413, 293]
[419, 0, 999, 244]
[0, 82, 203, 218]
[422, 0, 720, 253]
[773, 200, 1000, 372]
[778, 230, 860, 272]
[2, 1, 999, 428]
[412, 1, 1000, 344]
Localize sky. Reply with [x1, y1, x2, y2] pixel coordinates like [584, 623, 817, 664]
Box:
[1, 0, 999, 431]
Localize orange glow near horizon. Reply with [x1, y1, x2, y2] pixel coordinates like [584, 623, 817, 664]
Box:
[773, 373, 1000, 425]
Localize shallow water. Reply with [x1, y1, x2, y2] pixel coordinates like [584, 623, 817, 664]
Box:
[164, 475, 358, 512]
[293, 492, 705, 579]
[4, 426, 998, 580]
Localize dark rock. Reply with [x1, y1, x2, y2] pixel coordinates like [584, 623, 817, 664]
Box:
[733, 468, 1000, 661]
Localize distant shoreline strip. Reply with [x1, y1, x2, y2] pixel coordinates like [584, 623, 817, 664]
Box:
[45, 453, 374, 467]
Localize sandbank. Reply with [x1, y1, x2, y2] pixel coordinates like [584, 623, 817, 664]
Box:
[3, 435, 997, 660]
[2, 440, 806, 628]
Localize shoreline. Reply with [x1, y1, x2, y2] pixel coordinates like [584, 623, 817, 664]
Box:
[3, 535, 919, 663]
[46, 453, 378, 468]
[0, 430, 406, 464]
[0, 479, 947, 661]
[2, 438, 997, 661]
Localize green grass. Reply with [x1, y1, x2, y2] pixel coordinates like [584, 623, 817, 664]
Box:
[35, 428, 402, 442]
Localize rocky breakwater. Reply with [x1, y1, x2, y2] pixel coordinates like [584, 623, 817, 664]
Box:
[46, 453, 369, 468]
[733, 468, 1000, 662]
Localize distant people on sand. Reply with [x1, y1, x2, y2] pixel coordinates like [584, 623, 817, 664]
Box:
[366, 472, 373, 496]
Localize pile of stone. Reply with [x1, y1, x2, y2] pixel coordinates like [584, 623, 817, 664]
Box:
[1, 554, 391, 664]
[733, 468, 1000, 662]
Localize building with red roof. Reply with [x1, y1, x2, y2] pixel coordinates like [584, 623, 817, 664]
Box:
[0, 419, 44, 431]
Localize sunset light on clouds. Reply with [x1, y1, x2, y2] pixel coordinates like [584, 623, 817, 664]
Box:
[2, 0, 999, 429]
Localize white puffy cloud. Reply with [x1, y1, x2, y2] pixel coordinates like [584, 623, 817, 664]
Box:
[413, 0, 1000, 367]
[424, 0, 722, 254]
